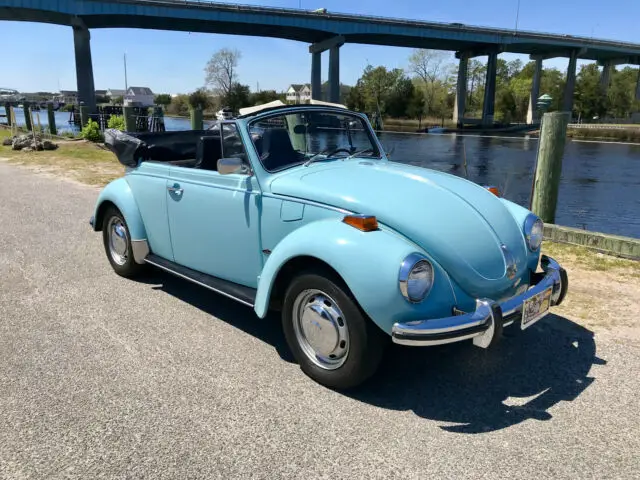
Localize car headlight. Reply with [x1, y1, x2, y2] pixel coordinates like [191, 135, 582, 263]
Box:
[399, 254, 434, 303]
[524, 214, 544, 251]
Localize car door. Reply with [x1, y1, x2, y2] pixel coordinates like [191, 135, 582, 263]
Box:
[126, 162, 174, 261]
[166, 123, 263, 288]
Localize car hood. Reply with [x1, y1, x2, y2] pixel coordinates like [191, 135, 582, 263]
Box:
[269, 160, 529, 299]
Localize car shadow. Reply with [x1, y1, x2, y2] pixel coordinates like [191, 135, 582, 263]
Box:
[139, 270, 604, 434]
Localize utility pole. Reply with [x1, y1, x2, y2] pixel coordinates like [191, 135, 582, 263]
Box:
[124, 53, 128, 92]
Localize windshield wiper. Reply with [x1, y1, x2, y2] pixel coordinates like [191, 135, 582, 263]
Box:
[345, 148, 374, 160]
[303, 147, 351, 167]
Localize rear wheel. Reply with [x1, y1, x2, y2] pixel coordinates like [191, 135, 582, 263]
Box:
[102, 206, 145, 278]
[282, 269, 388, 389]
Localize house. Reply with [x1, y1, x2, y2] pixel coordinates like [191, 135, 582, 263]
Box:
[95, 89, 108, 97]
[57, 90, 78, 104]
[124, 86, 155, 107]
[106, 88, 126, 99]
[286, 84, 312, 103]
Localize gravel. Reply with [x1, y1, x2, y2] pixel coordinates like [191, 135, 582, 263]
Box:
[1, 162, 638, 479]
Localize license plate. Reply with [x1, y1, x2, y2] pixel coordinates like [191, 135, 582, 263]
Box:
[521, 287, 552, 330]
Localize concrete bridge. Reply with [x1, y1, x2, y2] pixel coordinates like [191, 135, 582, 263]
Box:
[3, 0, 640, 125]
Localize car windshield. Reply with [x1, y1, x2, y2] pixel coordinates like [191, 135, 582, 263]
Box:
[248, 109, 381, 172]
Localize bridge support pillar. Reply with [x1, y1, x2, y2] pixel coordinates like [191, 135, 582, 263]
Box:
[527, 58, 543, 124]
[73, 24, 96, 113]
[328, 46, 340, 103]
[482, 52, 498, 126]
[562, 50, 578, 117]
[599, 62, 613, 92]
[311, 52, 321, 101]
[453, 55, 468, 128]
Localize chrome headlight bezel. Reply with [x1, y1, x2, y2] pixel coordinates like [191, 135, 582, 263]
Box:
[524, 214, 544, 251]
[399, 253, 435, 303]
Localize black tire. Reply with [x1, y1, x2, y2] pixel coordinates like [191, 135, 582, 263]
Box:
[101, 206, 145, 278]
[282, 269, 388, 390]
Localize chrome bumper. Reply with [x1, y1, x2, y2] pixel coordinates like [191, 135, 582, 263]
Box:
[391, 255, 568, 347]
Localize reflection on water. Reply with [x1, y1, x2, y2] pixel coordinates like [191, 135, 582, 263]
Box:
[379, 132, 640, 238]
[5, 108, 638, 238]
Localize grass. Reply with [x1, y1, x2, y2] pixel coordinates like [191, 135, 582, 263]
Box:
[567, 127, 640, 142]
[0, 128, 123, 186]
[542, 241, 640, 273]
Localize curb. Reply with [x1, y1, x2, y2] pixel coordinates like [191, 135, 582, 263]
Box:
[544, 224, 640, 261]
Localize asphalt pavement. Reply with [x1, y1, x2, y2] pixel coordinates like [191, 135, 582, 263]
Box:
[1, 162, 639, 479]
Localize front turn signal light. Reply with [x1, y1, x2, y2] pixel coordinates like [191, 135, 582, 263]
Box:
[484, 185, 500, 197]
[343, 215, 379, 232]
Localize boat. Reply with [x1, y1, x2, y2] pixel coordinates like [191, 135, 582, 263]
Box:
[215, 107, 234, 120]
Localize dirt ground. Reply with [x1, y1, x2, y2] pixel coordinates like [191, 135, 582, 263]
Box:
[1, 139, 639, 342]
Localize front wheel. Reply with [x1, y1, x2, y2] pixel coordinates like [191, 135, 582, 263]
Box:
[282, 270, 388, 389]
[102, 206, 145, 278]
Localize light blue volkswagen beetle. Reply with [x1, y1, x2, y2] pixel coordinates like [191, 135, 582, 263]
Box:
[91, 102, 568, 389]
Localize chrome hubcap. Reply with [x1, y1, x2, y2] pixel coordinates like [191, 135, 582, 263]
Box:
[292, 289, 349, 370]
[107, 217, 128, 266]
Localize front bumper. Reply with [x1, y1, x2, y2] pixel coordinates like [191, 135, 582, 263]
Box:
[391, 255, 568, 347]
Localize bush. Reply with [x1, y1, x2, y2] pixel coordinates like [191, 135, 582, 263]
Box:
[81, 119, 103, 142]
[107, 115, 125, 131]
[188, 89, 211, 111]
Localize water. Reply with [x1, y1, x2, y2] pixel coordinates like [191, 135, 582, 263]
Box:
[380, 133, 640, 239]
[4, 108, 639, 238]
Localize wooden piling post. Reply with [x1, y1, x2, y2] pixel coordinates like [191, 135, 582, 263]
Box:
[531, 112, 570, 223]
[190, 107, 203, 130]
[4, 103, 11, 126]
[123, 106, 135, 132]
[23, 102, 33, 131]
[47, 103, 57, 135]
[79, 104, 90, 128]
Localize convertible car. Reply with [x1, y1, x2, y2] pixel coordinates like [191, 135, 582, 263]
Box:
[91, 102, 568, 389]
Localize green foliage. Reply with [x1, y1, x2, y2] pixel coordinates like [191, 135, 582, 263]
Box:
[107, 115, 125, 131]
[154, 94, 172, 106]
[188, 89, 211, 110]
[166, 94, 190, 117]
[111, 96, 124, 105]
[222, 83, 251, 112]
[248, 89, 280, 106]
[61, 104, 75, 112]
[81, 119, 103, 142]
[95, 95, 110, 105]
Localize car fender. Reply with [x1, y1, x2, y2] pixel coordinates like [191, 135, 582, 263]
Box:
[254, 219, 457, 334]
[92, 178, 149, 264]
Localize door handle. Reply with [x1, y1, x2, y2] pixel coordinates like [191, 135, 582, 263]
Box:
[168, 184, 183, 195]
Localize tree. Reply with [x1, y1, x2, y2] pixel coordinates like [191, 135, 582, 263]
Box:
[204, 48, 242, 97]
[111, 96, 124, 105]
[358, 65, 404, 114]
[407, 88, 426, 128]
[575, 64, 607, 120]
[154, 94, 172, 106]
[188, 88, 211, 111]
[345, 81, 366, 111]
[166, 94, 190, 117]
[386, 76, 415, 117]
[467, 59, 486, 113]
[409, 49, 452, 116]
[223, 83, 251, 113]
[248, 89, 280, 106]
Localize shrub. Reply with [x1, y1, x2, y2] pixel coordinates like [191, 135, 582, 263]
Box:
[81, 119, 103, 142]
[188, 89, 211, 111]
[107, 115, 125, 131]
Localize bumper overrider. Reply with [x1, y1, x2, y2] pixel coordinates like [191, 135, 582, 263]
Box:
[391, 255, 568, 347]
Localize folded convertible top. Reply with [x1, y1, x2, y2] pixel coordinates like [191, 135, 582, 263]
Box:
[104, 128, 220, 167]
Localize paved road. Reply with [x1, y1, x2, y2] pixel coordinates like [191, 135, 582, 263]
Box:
[1, 162, 639, 479]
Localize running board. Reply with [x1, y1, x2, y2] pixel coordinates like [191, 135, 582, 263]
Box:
[144, 254, 256, 307]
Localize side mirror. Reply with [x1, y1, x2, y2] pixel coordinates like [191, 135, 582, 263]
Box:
[217, 157, 249, 175]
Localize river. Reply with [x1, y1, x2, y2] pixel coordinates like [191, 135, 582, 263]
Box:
[5, 108, 640, 238]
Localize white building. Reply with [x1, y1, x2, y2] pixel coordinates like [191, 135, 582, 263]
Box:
[124, 86, 155, 107]
[286, 84, 312, 103]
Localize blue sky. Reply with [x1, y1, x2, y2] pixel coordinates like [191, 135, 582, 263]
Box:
[3, 0, 640, 94]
